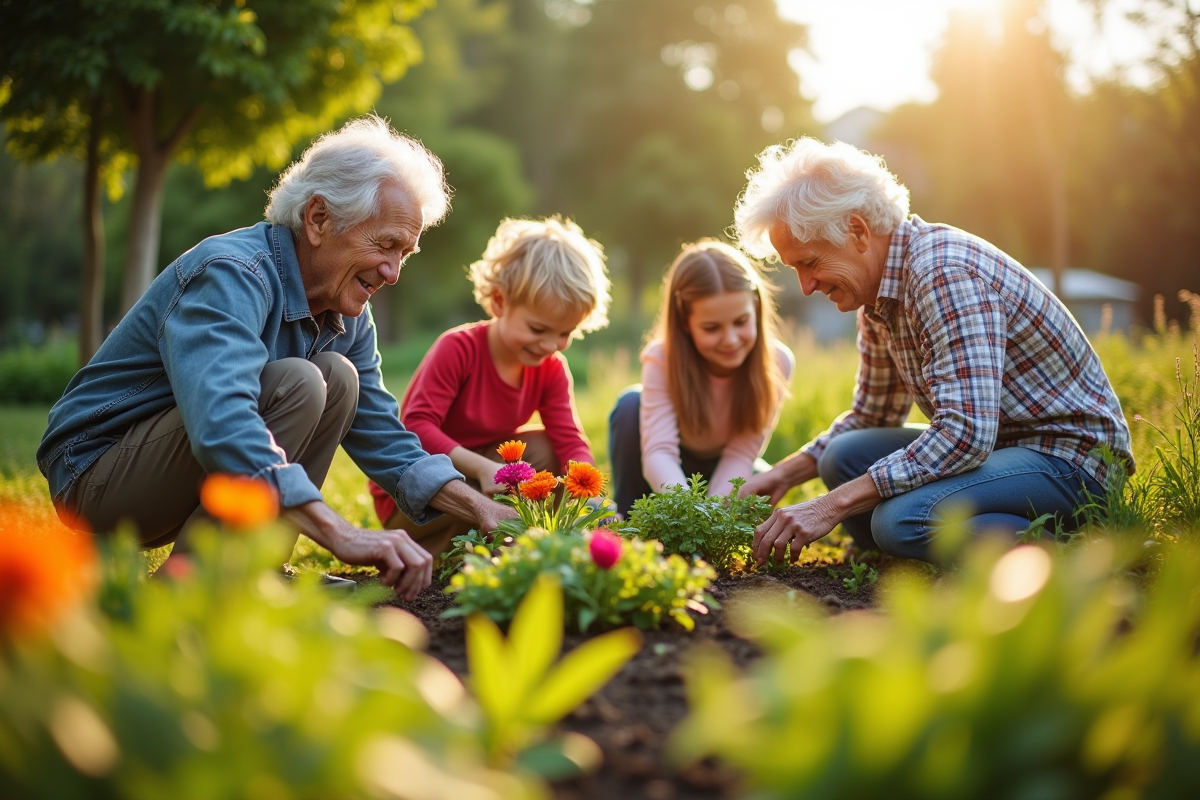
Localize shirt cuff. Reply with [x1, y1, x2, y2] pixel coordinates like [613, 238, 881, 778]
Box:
[868, 451, 935, 498]
[263, 462, 324, 509]
[392, 453, 465, 524]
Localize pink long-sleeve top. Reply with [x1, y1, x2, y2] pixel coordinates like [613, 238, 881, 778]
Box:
[639, 339, 794, 495]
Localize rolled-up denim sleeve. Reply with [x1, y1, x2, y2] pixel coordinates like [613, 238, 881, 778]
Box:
[338, 306, 464, 524]
[160, 258, 322, 509]
[868, 268, 1004, 497]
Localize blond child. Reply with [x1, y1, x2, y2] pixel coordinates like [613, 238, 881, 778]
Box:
[609, 239, 793, 515]
[369, 216, 611, 555]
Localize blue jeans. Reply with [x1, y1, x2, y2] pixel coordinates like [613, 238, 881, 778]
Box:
[608, 387, 720, 516]
[819, 427, 1105, 561]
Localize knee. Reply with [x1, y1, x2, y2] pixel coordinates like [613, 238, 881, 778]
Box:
[817, 432, 865, 490]
[266, 358, 328, 421]
[870, 494, 935, 562]
[609, 386, 642, 435]
[311, 351, 359, 413]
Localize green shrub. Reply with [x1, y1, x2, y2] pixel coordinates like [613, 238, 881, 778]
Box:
[0, 526, 549, 799]
[446, 527, 717, 633]
[622, 475, 772, 571]
[0, 341, 76, 405]
[671, 538, 1200, 799]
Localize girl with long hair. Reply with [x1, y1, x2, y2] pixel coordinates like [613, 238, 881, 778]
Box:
[609, 239, 793, 516]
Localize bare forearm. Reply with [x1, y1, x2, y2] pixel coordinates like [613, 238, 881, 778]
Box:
[777, 451, 819, 488]
[822, 473, 883, 522]
[449, 446, 497, 482]
[284, 500, 345, 551]
[429, 477, 490, 524]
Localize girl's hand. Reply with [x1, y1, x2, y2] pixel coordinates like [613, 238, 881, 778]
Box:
[739, 469, 791, 506]
[477, 463, 505, 497]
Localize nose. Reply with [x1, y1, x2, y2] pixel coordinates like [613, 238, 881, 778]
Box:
[794, 269, 819, 297]
[380, 255, 401, 286]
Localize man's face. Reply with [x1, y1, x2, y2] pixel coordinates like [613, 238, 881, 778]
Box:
[768, 218, 881, 312]
[303, 182, 423, 318]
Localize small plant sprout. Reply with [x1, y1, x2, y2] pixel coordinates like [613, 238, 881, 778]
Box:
[828, 555, 878, 594]
[466, 573, 642, 776]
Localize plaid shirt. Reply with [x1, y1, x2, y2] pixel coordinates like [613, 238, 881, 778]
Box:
[801, 215, 1134, 498]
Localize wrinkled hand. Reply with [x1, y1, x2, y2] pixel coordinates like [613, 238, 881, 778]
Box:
[330, 525, 432, 602]
[476, 498, 518, 540]
[738, 468, 792, 506]
[752, 497, 839, 566]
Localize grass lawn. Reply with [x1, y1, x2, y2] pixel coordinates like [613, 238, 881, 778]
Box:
[3, 323, 1197, 571]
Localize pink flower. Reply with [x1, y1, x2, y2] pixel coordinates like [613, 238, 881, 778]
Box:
[589, 529, 623, 570]
[495, 461, 536, 488]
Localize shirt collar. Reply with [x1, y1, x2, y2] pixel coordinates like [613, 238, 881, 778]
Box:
[271, 224, 314, 324]
[876, 215, 919, 304]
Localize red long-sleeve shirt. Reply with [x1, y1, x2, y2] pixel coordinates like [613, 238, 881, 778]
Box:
[369, 321, 593, 523]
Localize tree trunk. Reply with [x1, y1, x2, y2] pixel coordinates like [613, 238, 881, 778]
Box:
[80, 102, 106, 365]
[116, 86, 201, 318]
[118, 148, 169, 317]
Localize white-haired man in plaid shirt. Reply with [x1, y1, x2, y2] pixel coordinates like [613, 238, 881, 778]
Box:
[736, 138, 1134, 564]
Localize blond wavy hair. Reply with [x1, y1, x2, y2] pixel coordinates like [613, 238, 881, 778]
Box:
[469, 216, 611, 336]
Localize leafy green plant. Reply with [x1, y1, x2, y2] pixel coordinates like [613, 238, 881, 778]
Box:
[446, 527, 717, 632]
[1138, 347, 1200, 534]
[827, 554, 879, 594]
[623, 475, 772, 571]
[466, 573, 642, 777]
[0, 525, 547, 799]
[672, 537, 1200, 799]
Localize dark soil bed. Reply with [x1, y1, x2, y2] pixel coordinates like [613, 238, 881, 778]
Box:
[384, 562, 878, 799]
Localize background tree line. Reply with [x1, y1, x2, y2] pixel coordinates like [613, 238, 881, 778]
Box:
[1, 0, 1196, 364]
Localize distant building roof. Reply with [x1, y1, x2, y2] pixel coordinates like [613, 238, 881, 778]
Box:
[1027, 268, 1139, 303]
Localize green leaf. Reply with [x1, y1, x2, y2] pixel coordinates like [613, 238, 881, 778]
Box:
[508, 574, 563, 700]
[465, 612, 516, 726]
[514, 733, 602, 780]
[525, 628, 642, 725]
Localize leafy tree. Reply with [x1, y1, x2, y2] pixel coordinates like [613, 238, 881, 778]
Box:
[471, 0, 815, 328]
[1, 0, 434, 360]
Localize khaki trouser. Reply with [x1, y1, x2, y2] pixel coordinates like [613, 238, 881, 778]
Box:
[70, 353, 359, 555]
[385, 427, 561, 557]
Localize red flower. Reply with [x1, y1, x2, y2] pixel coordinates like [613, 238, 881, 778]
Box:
[589, 529, 622, 570]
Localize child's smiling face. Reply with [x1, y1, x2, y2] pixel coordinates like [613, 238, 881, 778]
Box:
[489, 290, 589, 367]
[684, 290, 759, 377]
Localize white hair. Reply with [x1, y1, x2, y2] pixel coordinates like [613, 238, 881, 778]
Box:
[470, 216, 612, 336]
[265, 115, 450, 234]
[734, 137, 910, 257]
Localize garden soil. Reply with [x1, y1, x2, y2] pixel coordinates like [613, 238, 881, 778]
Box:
[384, 563, 879, 800]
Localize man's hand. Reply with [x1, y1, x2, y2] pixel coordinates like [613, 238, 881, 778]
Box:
[753, 496, 840, 565]
[429, 478, 517, 538]
[739, 452, 819, 506]
[751, 473, 883, 565]
[286, 500, 432, 601]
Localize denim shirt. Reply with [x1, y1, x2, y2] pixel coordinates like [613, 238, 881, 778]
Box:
[37, 222, 462, 521]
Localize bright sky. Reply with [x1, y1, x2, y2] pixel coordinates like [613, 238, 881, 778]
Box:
[775, 0, 1162, 122]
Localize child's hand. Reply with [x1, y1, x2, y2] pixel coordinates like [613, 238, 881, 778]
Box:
[477, 463, 506, 497]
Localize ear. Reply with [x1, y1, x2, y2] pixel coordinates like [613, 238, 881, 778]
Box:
[490, 288, 506, 318]
[303, 195, 330, 248]
[847, 213, 872, 253]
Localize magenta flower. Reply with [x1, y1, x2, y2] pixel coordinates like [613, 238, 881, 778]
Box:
[589, 529, 623, 570]
[495, 460, 536, 488]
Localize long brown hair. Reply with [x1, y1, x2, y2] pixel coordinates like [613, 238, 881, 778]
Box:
[650, 239, 788, 441]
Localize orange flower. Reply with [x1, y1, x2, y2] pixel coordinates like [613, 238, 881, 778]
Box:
[200, 474, 279, 529]
[563, 461, 604, 499]
[0, 503, 97, 639]
[519, 471, 558, 502]
[496, 440, 527, 463]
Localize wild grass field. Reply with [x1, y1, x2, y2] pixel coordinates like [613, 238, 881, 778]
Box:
[2, 309, 1197, 568]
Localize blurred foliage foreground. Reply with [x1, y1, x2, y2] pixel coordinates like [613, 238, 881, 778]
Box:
[0, 512, 640, 800]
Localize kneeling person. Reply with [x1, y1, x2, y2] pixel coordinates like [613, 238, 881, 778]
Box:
[37, 117, 512, 599]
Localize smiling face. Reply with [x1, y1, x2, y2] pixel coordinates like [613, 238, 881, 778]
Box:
[299, 182, 423, 318]
[768, 216, 885, 312]
[488, 290, 590, 369]
[684, 290, 759, 377]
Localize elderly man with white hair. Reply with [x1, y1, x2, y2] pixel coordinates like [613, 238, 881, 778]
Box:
[736, 138, 1134, 563]
[39, 116, 512, 599]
